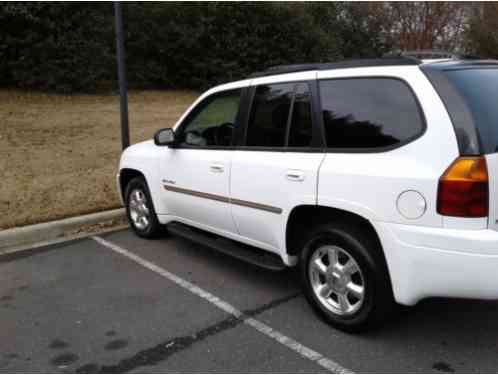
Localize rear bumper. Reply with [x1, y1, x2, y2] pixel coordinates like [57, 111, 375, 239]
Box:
[375, 221, 498, 305]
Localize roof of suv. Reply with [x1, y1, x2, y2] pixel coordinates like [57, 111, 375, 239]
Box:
[249, 57, 421, 78]
[250, 57, 498, 79]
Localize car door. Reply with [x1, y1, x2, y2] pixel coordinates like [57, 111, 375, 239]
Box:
[159, 88, 243, 235]
[230, 77, 325, 252]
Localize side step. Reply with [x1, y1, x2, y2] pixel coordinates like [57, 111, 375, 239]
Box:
[167, 222, 286, 271]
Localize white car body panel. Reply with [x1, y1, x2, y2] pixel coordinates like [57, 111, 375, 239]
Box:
[375, 220, 498, 305]
[230, 151, 325, 252]
[159, 149, 237, 234]
[119, 140, 163, 213]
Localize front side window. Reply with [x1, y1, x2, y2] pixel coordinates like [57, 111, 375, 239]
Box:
[246, 82, 313, 148]
[178, 89, 241, 147]
[320, 78, 424, 149]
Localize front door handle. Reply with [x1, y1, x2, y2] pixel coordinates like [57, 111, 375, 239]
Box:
[209, 163, 224, 173]
[286, 170, 305, 181]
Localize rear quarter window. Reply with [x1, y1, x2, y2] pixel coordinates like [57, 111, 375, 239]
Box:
[319, 78, 425, 150]
[444, 69, 498, 154]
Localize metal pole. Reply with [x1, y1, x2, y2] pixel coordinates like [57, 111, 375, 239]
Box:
[114, 2, 130, 150]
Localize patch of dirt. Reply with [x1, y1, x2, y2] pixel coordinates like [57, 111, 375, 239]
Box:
[63, 216, 129, 237]
[0, 89, 198, 230]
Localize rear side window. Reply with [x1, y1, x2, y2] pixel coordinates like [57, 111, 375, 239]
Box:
[246, 83, 294, 147]
[444, 69, 498, 154]
[319, 78, 424, 149]
[245, 82, 313, 148]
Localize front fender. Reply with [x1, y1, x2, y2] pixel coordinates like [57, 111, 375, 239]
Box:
[118, 140, 164, 214]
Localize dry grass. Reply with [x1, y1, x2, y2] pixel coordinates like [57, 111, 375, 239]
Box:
[0, 89, 198, 230]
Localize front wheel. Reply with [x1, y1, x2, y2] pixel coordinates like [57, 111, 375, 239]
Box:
[125, 176, 164, 238]
[300, 221, 395, 332]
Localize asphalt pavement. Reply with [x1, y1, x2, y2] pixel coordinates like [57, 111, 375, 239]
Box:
[1, 228, 498, 373]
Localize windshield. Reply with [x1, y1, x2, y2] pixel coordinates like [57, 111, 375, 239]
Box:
[445, 68, 498, 154]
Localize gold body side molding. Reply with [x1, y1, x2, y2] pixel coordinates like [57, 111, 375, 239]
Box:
[163, 185, 282, 214]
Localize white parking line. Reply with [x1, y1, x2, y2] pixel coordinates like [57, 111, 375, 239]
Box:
[92, 235, 352, 374]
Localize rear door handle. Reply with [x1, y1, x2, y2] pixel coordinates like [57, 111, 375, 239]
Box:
[209, 163, 224, 173]
[286, 170, 305, 181]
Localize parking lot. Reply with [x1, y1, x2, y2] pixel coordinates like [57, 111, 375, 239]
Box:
[1, 228, 498, 373]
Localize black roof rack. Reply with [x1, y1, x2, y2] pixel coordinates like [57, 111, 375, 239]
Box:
[401, 50, 456, 60]
[249, 57, 422, 78]
[389, 49, 485, 61]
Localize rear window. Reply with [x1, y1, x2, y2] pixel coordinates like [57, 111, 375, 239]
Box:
[444, 69, 498, 154]
[319, 78, 425, 149]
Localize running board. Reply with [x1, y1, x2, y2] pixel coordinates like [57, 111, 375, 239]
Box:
[167, 222, 286, 271]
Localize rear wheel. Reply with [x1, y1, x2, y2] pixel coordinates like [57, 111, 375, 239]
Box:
[125, 176, 164, 238]
[300, 221, 394, 332]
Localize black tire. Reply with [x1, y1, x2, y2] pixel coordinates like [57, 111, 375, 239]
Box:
[300, 220, 395, 333]
[124, 176, 164, 238]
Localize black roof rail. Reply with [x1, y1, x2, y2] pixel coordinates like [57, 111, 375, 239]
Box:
[249, 57, 422, 78]
[456, 53, 486, 60]
[401, 50, 456, 60]
[387, 49, 485, 61]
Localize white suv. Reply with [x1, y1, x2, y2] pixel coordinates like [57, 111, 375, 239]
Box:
[117, 57, 498, 332]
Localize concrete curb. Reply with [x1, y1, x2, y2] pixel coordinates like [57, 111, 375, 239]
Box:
[0, 208, 126, 252]
[0, 224, 130, 261]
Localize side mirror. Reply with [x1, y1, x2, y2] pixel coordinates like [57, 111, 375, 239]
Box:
[154, 128, 175, 146]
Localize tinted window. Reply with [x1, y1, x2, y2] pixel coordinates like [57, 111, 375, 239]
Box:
[320, 78, 424, 149]
[246, 83, 294, 147]
[445, 69, 498, 154]
[288, 83, 313, 147]
[178, 89, 240, 147]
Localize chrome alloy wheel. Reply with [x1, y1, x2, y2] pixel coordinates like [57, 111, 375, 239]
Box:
[309, 245, 365, 316]
[128, 189, 150, 230]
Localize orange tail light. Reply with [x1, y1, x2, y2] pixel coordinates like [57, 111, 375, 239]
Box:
[437, 156, 488, 217]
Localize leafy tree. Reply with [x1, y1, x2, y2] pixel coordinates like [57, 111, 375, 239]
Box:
[122, 2, 343, 89]
[465, 3, 498, 59]
[0, 2, 114, 92]
[379, 2, 471, 52]
[0, 2, 390, 93]
[334, 2, 392, 58]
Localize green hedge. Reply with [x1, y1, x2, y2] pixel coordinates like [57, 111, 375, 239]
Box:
[0, 2, 388, 93]
[0, 2, 114, 92]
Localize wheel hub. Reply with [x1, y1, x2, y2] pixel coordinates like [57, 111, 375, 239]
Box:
[328, 270, 348, 293]
[308, 245, 365, 316]
[128, 188, 150, 231]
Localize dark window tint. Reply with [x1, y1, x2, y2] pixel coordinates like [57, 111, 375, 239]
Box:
[288, 83, 313, 147]
[246, 83, 294, 147]
[178, 89, 240, 147]
[320, 78, 424, 149]
[444, 69, 498, 154]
